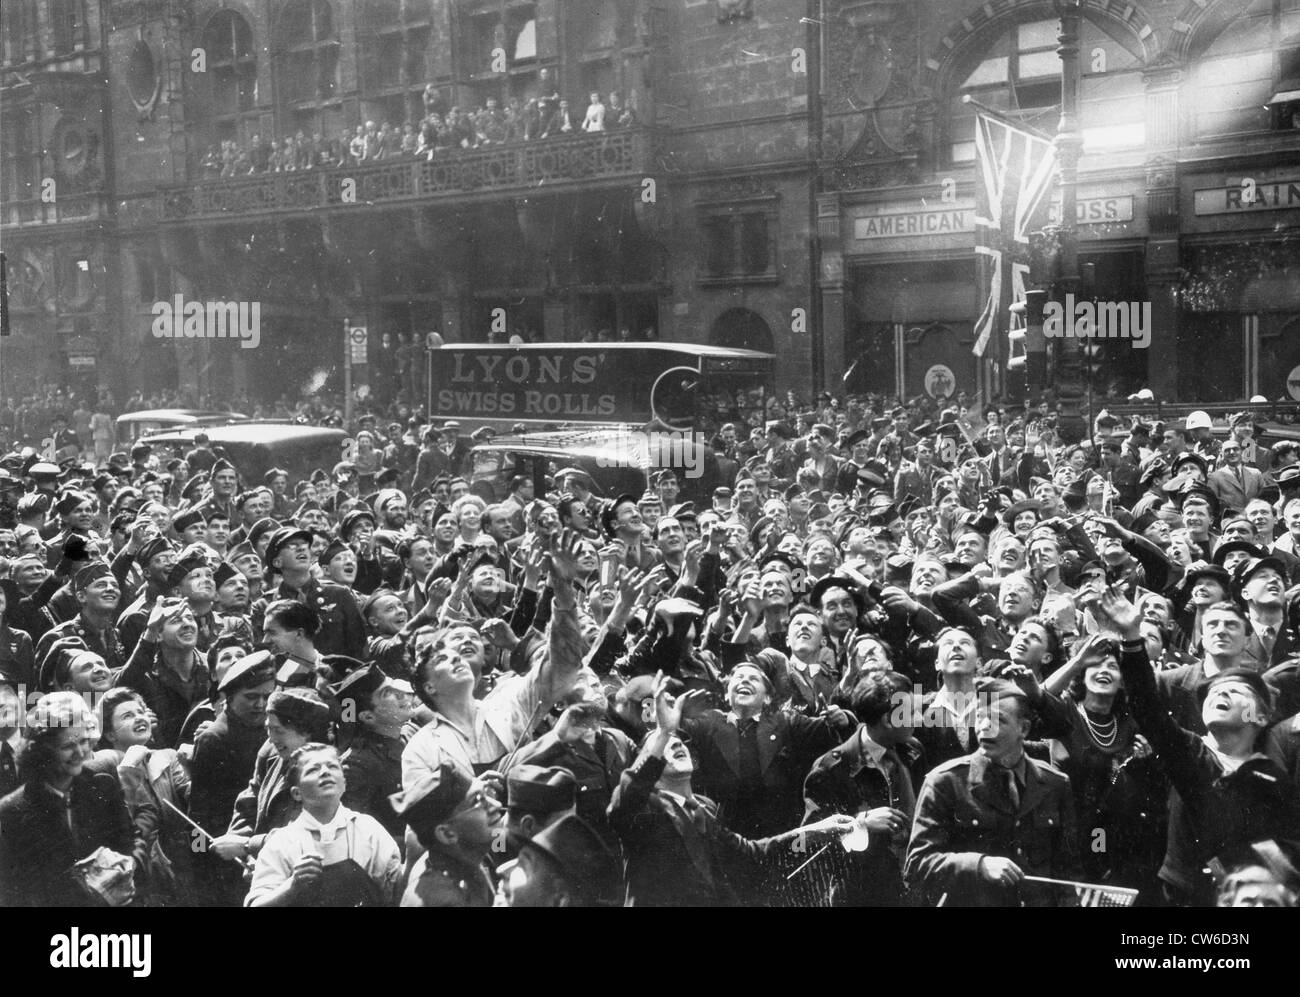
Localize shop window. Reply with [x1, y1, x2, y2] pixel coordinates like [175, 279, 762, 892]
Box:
[698, 205, 778, 284]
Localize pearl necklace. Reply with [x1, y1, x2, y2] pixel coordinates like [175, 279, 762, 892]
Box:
[1077, 703, 1118, 748]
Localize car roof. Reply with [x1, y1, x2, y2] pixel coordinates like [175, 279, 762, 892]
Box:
[117, 409, 247, 424]
[471, 428, 660, 465]
[438, 343, 773, 359]
[139, 422, 346, 446]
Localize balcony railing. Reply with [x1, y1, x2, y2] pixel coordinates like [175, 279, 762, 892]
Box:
[1, 192, 107, 228]
[153, 128, 651, 224]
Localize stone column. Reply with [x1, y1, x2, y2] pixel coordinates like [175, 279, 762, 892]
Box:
[817, 192, 846, 393]
[1143, 60, 1182, 401]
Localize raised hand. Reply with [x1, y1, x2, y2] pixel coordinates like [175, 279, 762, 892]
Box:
[1096, 584, 1141, 639]
[548, 529, 584, 583]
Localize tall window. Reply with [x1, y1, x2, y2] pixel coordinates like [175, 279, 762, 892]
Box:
[947, 15, 1145, 163]
[278, 0, 339, 105]
[0, 107, 38, 203]
[51, 0, 86, 55]
[2, 0, 39, 66]
[698, 204, 778, 284]
[207, 11, 258, 121]
[364, 0, 432, 114]
[1193, 0, 1300, 136]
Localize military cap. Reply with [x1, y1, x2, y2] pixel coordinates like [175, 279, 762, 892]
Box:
[211, 457, 236, 476]
[172, 508, 205, 534]
[264, 527, 313, 566]
[506, 765, 576, 814]
[331, 664, 412, 723]
[136, 536, 175, 568]
[213, 561, 242, 589]
[167, 548, 212, 588]
[73, 562, 113, 591]
[219, 649, 278, 693]
[392, 762, 474, 829]
[318, 537, 351, 568]
[340, 508, 376, 539]
[247, 518, 280, 548]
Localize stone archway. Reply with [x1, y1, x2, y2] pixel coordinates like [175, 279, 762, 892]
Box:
[709, 307, 774, 353]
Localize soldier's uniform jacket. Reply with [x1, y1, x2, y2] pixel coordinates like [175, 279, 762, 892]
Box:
[252, 576, 367, 660]
[340, 726, 405, 843]
[0, 622, 35, 687]
[905, 751, 1080, 907]
[34, 614, 127, 689]
[400, 847, 494, 907]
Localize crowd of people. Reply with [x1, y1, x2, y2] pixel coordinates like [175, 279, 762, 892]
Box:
[1, 384, 1299, 908]
[201, 84, 639, 181]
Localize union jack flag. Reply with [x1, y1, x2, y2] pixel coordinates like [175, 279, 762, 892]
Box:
[972, 115, 1058, 358]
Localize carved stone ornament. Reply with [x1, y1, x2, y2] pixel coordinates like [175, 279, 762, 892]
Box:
[716, 0, 754, 24]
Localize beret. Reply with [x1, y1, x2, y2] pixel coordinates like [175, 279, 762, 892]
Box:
[266, 687, 331, 733]
[136, 536, 175, 568]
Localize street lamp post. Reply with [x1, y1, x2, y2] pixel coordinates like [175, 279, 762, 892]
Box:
[1053, 0, 1086, 441]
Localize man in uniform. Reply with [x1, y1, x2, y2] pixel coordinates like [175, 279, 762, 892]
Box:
[335, 664, 417, 844]
[189, 650, 277, 906]
[251, 527, 367, 660]
[499, 814, 623, 907]
[905, 678, 1081, 906]
[397, 763, 504, 907]
[34, 563, 125, 687]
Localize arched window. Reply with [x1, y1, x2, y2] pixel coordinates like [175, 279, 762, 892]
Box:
[277, 0, 339, 106]
[945, 14, 1145, 165]
[50, 0, 86, 56]
[710, 308, 774, 353]
[1190, 0, 1300, 137]
[206, 11, 257, 118]
[2, 0, 39, 65]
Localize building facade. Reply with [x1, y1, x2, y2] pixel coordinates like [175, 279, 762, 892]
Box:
[1, 0, 1298, 406]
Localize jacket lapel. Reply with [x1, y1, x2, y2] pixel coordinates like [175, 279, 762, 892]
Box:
[714, 717, 740, 776]
[967, 754, 1014, 815]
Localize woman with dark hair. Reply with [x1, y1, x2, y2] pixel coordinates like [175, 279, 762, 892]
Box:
[1005, 635, 1168, 902]
[97, 687, 193, 903]
[210, 687, 331, 869]
[0, 691, 148, 906]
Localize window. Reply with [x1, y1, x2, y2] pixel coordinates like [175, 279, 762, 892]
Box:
[0, 107, 38, 203]
[51, 0, 85, 55]
[698, 205, 778, 283]
[277, 0, 339, 106]
[2, 0, 38, 65]
[948, 15, 1145, 162]
[364, 0, 431, 98]
[207, 11, 258, 117]
[1193, 0, 1300, 137]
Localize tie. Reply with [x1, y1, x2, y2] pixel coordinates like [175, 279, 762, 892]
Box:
[999, 766, 1021, 813]
[0, 742, 15, 788]
[1262, 625, 1277, 658]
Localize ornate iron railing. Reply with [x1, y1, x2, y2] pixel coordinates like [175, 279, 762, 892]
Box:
[154, 128, 650, 223]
